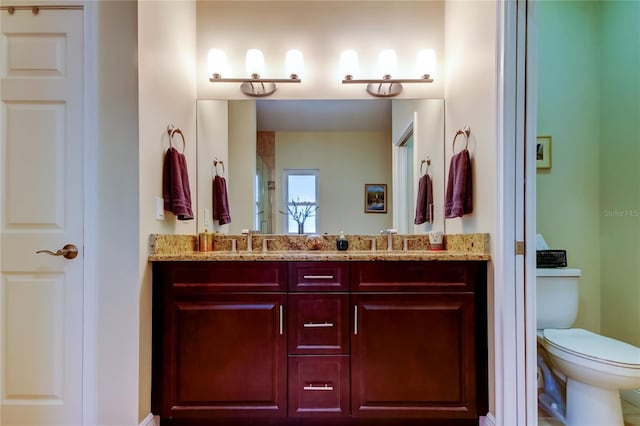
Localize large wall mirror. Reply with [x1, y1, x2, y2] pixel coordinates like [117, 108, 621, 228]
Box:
[196, 99, 444, 235]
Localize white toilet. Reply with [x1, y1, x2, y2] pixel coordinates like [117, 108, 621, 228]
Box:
[536, 268, 640, 426]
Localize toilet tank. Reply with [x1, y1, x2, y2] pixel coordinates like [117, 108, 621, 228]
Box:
[536, 268, 581, 330]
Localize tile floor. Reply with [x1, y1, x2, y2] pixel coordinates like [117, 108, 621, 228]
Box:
[538, 396, 640, 426]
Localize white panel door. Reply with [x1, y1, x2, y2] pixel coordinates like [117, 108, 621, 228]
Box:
[0, 8, 84, 426]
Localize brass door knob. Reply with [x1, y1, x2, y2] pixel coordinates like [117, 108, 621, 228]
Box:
[36, 244, 79, 260]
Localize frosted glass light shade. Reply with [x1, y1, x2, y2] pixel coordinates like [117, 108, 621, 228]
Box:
[208, 49, 229, 77]
[246, 49, 265, 78]
[340, 49, 359, 79]
[285, 49, 304, 78]
[416, 49, 436, 78]
[377, 49, 398, 78]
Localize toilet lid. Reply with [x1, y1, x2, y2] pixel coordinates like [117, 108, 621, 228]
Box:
[544, 328, 640, 368]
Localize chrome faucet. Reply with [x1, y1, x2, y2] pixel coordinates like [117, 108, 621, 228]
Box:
[368, 238, 377, 252]
[242, 230, 259, 252]
[382, 228, 398, 251]
[262, 238, 275, 253]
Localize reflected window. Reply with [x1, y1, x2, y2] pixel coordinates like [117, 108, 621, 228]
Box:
[283, 169, 318, 233]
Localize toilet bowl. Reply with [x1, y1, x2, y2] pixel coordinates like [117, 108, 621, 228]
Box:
[536, 268, 640, 426]
[541, 328, 640, 425]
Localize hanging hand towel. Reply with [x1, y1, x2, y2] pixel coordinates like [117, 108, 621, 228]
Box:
[162, 147, 194, 220]
[444, 149, 473, 218]
[212, 174, 231, 225]
[414, 174, 433, 224]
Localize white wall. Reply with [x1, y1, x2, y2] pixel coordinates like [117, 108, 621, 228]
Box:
[138, 0, 197, 423]
[95, 1, 140, 424]
[196, 1, 445, 100]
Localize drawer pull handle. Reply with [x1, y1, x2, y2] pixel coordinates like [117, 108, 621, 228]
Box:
[354, 305, 358, 335]
[303, 384, 334, 391]
[303, 275, 334, 280]
[279, 305, 284, 335]
[303, 322, 334, 328]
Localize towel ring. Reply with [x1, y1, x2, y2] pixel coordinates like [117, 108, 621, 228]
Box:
[167, 124, 186, 153]
[213, 158, 225, 176]
[452, 126, 470, 153]
[420, 157, 431, 175]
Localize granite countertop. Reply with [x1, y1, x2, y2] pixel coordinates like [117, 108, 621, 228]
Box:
[148, 250, 489, 262]
[148, 233, 491, 262]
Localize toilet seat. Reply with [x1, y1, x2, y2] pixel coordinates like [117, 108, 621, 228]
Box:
[543, 328, 640, 369]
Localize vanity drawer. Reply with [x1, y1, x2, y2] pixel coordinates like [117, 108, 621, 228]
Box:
[351, 261, 480, 292]
[288, 293, 349, 355]
[288, 355, 350, 417]
[156, 261, 288, 292]
[288, 262, 349, 291]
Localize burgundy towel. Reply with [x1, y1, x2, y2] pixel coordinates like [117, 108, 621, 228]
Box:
[212, 175, 231, 225]
[414, 174, 433, 224]
[162, 147, 194, 220]
[444, 149, 473, 218]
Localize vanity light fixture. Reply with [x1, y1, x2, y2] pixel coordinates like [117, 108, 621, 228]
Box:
[208, 48, 302, 97]
[341, 49, 435, 97]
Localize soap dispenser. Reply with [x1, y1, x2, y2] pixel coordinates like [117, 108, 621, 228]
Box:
[336, 231, 348, 251]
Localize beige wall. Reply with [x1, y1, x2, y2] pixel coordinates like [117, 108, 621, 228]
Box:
[228, 101, 257, 233]
[95, 1, 140, 424]
[135, 0, 501, 422]
[196, 1, 445, 100]
[444, 0, 497, 414]
[137, 0, 197, 423]
[443, 1, 497, 236]
[274, 131, 392, 234]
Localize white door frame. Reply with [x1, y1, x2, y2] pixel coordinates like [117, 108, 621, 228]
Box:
[494, 0, 536, 424]
[83, 2, 98, 424]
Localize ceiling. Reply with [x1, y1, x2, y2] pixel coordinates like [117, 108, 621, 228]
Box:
[256, 99, 392, 132]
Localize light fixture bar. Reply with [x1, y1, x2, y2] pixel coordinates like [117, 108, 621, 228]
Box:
[342, 75, 434, 97]
[209, 76, 301, 97]
[341, 77, 433, 84]
[209, 77, 301, 83]
[208, 48, 303, 97]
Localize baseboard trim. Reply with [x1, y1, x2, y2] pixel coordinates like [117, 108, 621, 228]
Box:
[479, 412, 496, 426]
[622, 388, 640, 408]
[139, 413, 159, 426]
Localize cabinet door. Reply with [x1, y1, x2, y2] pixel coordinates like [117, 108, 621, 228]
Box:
[351, 293, 477, 419]
[158, 293, 287, 419]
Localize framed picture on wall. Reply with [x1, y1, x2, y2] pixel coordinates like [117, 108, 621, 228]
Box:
[536, 136, 552, 169]
[364, 184, 387, 213]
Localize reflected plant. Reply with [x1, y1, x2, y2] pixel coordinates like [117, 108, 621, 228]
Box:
[280, 198, 318, 233]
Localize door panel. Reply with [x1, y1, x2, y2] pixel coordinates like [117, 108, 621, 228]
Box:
[162, 293, 287, 418]
[351, 293, 477, 418]
[1, 8, 84, 425]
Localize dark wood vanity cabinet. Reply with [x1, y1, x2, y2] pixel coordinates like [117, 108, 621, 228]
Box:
[350, 261, 486, 419]
[152, 262, 288, 420]
[152, 260, 487, 425]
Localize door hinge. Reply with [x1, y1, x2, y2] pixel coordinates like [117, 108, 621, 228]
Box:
[515, 241, 525, 255]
